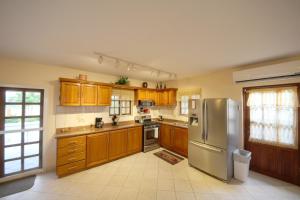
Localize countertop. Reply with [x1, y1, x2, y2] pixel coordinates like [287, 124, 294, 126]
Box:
[153, 118, 188, 128]
[56, 121, 143, 138]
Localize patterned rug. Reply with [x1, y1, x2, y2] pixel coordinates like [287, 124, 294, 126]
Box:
[154, 150, 184, 165]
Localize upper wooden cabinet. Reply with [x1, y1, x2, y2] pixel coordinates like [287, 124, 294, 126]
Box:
[135, 89, 177, 106]
[97, 85, 112, 106]
[81, 84, 98, 106]
[168, 90, 177, 106]
[60, 82, 81, 106]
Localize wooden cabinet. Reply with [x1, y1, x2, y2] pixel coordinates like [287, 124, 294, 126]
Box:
[127, 127, 142, 154]
[97, 85, 112, 106]
[60, 82, 81, 106]
[168, 90, 177, 106]
[172, 127, 188, 157]
[160, 91, 169, 106]
[136, 89, 148, 100]
[56, 135, 86, 177]
[86, 132, 109, 168]
[109, 129, 128, 160]
[159, 124, 188, 157]
[160, 124, 172, 149]
[149, 90, 156, 101]
[81, 84, 98, 106]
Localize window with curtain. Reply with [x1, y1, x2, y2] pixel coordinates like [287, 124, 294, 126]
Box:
[247, 86, 298, 148]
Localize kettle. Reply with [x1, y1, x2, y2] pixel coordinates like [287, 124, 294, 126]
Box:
[95, 118, 104, 128]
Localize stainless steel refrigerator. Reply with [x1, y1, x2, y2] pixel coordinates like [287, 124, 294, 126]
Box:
[188, 98, 239, 181]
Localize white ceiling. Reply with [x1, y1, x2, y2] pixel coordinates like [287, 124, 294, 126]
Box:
[0, 0, 300, 81]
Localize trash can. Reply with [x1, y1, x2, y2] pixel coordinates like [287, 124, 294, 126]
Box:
[233, 149, 251, 182]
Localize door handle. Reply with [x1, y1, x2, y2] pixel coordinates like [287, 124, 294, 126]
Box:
[201, 100, 205, 140]
[190, 141, 223, 153]
[205, 101, 208, 140]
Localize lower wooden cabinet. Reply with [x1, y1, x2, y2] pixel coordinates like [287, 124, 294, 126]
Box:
[160, 124, 188, 157]
[86, 132, 109, 168]
[172, 127, 188, 157]
[108, 129, 129, 160]
[160, 124, 172, 149]
[56, 126, 143, 177]
[127, 127, 142, 154]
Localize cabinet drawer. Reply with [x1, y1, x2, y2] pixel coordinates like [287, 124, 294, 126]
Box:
[57, 160, 86, 177]
[57, 136, 86, 149]
[57, 144, 85, 157]
[57, 151, 86, 166]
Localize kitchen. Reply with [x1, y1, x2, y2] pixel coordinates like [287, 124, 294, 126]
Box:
[0, 1, 300, 200]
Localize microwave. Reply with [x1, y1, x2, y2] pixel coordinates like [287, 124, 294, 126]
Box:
[138, 100, 155, 107]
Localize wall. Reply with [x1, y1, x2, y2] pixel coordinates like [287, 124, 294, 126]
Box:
[0, 57, 155, 172]
[165, 58, 300, 148]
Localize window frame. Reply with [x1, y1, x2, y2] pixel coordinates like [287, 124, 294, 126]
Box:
[0, 87, 44, 177]
[243, 83, 300, 150]
[109, 96, 132, 116]
[179, 96, 189, 116]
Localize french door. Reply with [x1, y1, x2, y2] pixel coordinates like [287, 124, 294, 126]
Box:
[0, 87, 44, 177]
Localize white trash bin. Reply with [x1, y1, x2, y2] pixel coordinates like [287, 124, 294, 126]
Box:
[233, 149, 251, 182]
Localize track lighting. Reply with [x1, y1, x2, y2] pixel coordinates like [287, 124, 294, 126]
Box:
[94, 52, 177, 80]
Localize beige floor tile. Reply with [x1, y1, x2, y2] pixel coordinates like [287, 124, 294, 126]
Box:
[107, 175, 127, 187]
[157, 178, 175, 191]
[174, 180, 193, 192]
[98, 186, 122, 200]
[116, 188, 139, 200]
[176, 191, 196, 200]
[137, 189, 157, 200]
[157, 190, 176, 200]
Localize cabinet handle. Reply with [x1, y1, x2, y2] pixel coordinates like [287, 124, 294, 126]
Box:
[68, 141, 78, 145]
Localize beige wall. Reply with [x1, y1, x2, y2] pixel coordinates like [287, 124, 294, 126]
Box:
[0, 57, 155, 172]
[166, 64, 300, 148]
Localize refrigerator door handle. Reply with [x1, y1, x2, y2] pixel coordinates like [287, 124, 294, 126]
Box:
[201, 100, 206, 140]
[190, 141, 223, 153]
[205, 100, 208, 140]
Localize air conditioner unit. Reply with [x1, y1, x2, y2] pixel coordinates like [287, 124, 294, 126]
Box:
[233, 60, 300, 83]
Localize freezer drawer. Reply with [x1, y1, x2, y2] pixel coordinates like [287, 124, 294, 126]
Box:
[188, 141, 228, 181]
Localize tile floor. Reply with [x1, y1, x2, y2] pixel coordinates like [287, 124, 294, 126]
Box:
[2, 148, 300, 200]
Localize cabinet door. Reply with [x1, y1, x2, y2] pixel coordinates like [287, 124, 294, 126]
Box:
[162, 91, 169, 105]
[168, 90, 177, 106]
[98, 85, 112, 106]
[172, 127, 188, 157]
[127, 127, 142, 154]
[86, 132, 109, 168]
[81, 84, 98, 106]
[155, 91, 161, 106]
[149, 90, 156, 101]
[60, 82, 81, 106]
[160, 124, 172, 149]
[109, 129, 128, 160]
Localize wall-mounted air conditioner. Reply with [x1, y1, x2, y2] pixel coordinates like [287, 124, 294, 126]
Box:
[233, 60, 300, 83]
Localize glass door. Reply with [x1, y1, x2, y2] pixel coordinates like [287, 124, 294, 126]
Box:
[0, 87, 44, 177]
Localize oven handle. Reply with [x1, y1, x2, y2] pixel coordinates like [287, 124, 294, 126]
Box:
[144, 127, 159, 131]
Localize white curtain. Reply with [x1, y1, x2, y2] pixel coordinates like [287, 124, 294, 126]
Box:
[247, 87, 298, 148]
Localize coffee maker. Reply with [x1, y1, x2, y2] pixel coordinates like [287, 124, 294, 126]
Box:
[95, 117, 104, 128]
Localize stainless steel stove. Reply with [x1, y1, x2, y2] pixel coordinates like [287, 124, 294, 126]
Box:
[136, 115, 160, 152]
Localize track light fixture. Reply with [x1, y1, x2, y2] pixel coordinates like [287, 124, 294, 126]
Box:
[94, 52, 177, 80]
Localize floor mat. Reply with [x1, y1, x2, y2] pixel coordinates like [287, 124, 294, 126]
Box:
[154, 150, 184, 165]
[0, 175, 36, 198]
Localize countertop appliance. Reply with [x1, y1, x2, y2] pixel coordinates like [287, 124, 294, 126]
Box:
[139, 115, 160, 152]
[95, 117, 104, 128]
[188, 98, 239, 181]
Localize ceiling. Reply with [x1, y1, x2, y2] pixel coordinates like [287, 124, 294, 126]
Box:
[0, 0, 300, 81]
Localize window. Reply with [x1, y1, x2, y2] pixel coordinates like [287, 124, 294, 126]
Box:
[180, 96, 189, 115]
[247, 86, 298, 148]
[0, 88, 44, 177]
[180, 95, 200, 115]
[109, 96, 131, 116]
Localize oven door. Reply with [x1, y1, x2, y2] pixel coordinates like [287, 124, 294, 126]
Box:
[144, 127, 159, 145]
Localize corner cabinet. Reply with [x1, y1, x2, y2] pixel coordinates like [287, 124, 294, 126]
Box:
[160, 124, 188, 157]
[60, 82, 81, 106]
